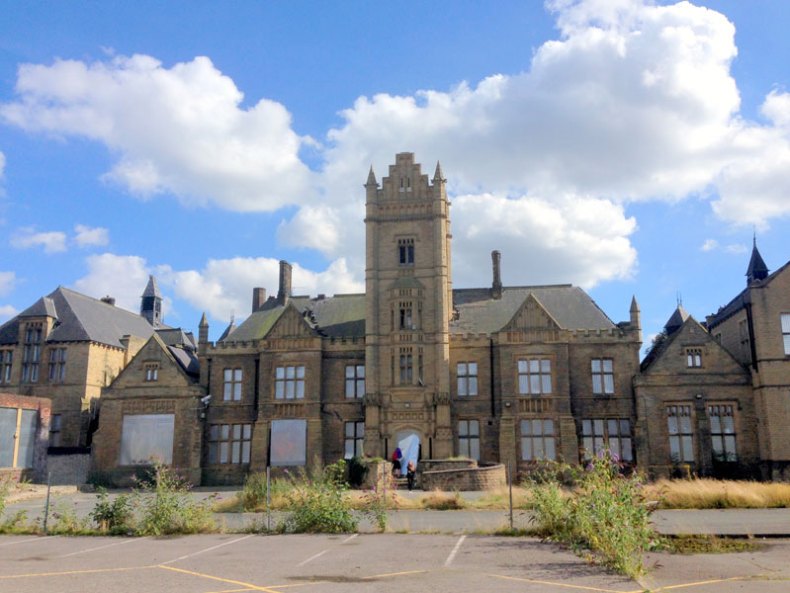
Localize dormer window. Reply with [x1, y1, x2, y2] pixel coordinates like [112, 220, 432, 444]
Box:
[398, 238, 415, 266]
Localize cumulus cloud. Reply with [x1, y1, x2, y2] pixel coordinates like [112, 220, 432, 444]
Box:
[0, 304, 17, 322]
[0, 271, 15, 296]
[74, 224, 109, 247]
[10, 227, 67, 253]
[1, 54, 314, 211]
[73, 252, 362, 325]
[73, 253, 152, 312]
[163, 256, 362, 321]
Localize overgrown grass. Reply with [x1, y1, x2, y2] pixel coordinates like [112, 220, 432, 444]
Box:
[646, 479, 790, 509]
[529, 454, 659, 578]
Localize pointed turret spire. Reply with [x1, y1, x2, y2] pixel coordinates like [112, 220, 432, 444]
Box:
[365, 165, 378, 187]
[198, 312, 209, 347]
[664, 304, 689, 335]
[141, 275, 163, 327]
[746, 236, 769, 284]
[433, 161, 445, 183]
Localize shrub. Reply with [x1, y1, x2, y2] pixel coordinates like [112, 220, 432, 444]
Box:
[529, 452, 658, 578]
[90, 488, 134, 534]
[134, 463, 216, 536]
[346, 456, 369, 488]
[239, 472, 269, 511]
[284, 461, 358, 533]
[0, 475, 10, 519]
[49, 500, 91, 535]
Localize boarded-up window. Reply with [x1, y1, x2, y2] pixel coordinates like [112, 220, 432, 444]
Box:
[120, 414, 174, 465]
[270, 419, 307, 466]
[0, 407, 38, 469]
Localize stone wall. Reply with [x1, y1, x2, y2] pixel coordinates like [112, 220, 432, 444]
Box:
[47, 449, 91, 485]
[420, 462, 506, 491]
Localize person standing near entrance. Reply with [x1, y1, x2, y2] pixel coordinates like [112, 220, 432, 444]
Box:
[406, 460, 416, 491]
[392, 447, 403, 477]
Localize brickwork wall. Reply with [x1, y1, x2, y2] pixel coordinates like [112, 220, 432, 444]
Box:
[420, 463, 506, 491]
[0, 392, 50, 482]
[47, 452, 91, 485]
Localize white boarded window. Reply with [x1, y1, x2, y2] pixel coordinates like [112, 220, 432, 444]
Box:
[275, 366, 305, 399]
[120, 414, 174, 465]
[591, 358, 614, 395]
[709, 404, 737, 462]
[345, 365, 365, 398]
[518, 359, 552, 395]
[270, 419, 307, 466]
[344, 421, 364, 459]
[223, 368, 242, 401]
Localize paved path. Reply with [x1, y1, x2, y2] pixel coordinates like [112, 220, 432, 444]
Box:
[1, 533, 789, 593]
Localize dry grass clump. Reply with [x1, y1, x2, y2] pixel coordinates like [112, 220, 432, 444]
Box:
[646, 479, 790, 509]
[467, 485, 534, 509]
[420, 490, 466, 510]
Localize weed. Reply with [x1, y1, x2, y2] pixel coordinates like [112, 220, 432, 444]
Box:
[49, 500, 91, 535]
[90, 488, 134, 534]
[421, 490, 466, 510]
[662, 535, 762, 554]
[134, 463, 216, 536]
[284, 461, 358, 533]
[529, 452, 658, 578]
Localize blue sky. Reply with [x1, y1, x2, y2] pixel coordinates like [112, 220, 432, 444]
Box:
[1, 0, 789, 348]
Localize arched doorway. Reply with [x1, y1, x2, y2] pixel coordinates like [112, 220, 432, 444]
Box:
[395, 429, 421, 471]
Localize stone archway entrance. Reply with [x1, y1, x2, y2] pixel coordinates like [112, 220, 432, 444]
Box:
[395, 429, 421, 471]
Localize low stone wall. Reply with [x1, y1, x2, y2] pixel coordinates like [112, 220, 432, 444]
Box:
[420, 462, 507, 491]
[419, 459, 476, 473]
[47, 448, 91, 485]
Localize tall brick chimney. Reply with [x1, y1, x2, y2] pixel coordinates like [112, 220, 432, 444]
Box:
[252, 287, 266, 312]
[277, 261, 292, 306]
[491, 250, 503, 300]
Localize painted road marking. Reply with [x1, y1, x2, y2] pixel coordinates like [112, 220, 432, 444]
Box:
[491, 573, 632, 593]
[0, 536, 53, 547]
[159, 564, 283, 593]
[160, 534, 255, 565]
[444, 534, 466, 567]
[0, 565, 156, 580]
[296, 532, 359, 567]
[58, 536, 144, 557]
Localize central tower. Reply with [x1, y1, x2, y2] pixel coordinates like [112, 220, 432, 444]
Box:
[364, 153, 453, 460]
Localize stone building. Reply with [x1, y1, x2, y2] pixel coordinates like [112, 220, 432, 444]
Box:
[705, 242, 790, 480]
[0, 284, 161, 447]
[191, 153, 642, 484]
[87, 153, 789, 484]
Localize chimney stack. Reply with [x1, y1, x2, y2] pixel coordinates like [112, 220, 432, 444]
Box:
[252, 287, 266, 312]
[277, 260, 292, 306]
[491, 250, 503, 300]
[101, 295, 116, 306]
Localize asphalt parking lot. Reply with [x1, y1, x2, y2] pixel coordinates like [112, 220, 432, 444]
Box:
[1, 533, 789, 593]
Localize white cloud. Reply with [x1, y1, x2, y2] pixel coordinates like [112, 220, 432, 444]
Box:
[74, 224, 109, 247]
[700, 238, 747, 254]
[73, 253, 151, 312]
[0, 304, 17, 322]
[73, 252, 362, 325]
[0, 150, 5, 178]
[1, 55, 315, 211]
[164, 256, 363, 322]
[0, 271, 15, 296]
[701, 239, 718, 252]
[10, 227, 67, 253]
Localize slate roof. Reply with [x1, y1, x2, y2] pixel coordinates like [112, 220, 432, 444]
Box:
[450, 286, 615, 334]
[168, 345, 200, 377]
[221, 284, 613, 343]
[156, 328, 197, 350]
[0, 286, 155, 348]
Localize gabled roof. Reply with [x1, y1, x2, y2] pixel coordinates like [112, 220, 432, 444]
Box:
[18, 296, 58, 318]
[664, 305, 690, 335]
[451, 286, 614, 334]
[156, 327, 197, 350]
[0, 286, 155, 348]
[167, 345, 200, 377]
[222, 293, 367, 343]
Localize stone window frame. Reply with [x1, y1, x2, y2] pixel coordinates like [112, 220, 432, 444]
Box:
[143, 362, 159, 382]
[207, 423, 252, 464]
[0, 349, 12, 384]
[345, 364, 365, 399]
[399, 347, 413, 385]
[708, 403, 737, 463]
[667, 404, 695, 463]
[274, 365, 305, 400]
[344, 420, 364, 459]
[517, 358, 552, 396]
[458, 419, 480, 460]
[397, 237, 415, 266]
[685, 347, 703, 368]
[456, 362, 478, 397]
[781, 313, 790, 356]
[590, 358, 614, 395]
[48, 347, 67, 383]
[519, 418, 556, 461]
[21, 324, 42, 384]
[580, 418, 633, 462]
[223, 367, 243, 401]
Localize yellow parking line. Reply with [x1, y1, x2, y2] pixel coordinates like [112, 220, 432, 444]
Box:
[364, 569, 428, 580]
[158, 565, 284, 593]
[0, 565, 155, 580]
[651, 575, 748, 591]
[490, 573, 631, 593]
